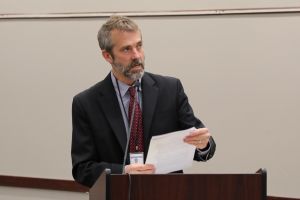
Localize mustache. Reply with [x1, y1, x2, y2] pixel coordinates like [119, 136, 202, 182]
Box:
[129, 59, 144, 69]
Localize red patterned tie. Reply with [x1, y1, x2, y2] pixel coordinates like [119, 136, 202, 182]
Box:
[128, 86, 144, 152]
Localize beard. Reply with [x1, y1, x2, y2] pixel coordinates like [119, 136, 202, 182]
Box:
[113, 58, 145, 81]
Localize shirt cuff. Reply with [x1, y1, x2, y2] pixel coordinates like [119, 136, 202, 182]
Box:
[196, 140, 211, 161]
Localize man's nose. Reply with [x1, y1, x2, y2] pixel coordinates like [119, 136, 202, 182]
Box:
[131, 48, 142, 59]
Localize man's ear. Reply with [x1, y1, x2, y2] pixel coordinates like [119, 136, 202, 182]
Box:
[102, 50, 113, 64]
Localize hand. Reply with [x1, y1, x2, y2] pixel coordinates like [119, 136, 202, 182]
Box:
[183, 128, 211, 149]
[124, 163, 156, 174]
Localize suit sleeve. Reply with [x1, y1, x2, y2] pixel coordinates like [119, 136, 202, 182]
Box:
[71, 96, 122, 188]
[175, 79, 216, 161]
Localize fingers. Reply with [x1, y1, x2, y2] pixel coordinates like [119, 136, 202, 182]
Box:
[184, 128, 210, 142]
[183, 128, 211, 149]
[125, 164, 156, 174]
[186, 128, 209, 137]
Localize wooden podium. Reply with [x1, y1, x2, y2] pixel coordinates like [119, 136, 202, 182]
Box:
[89, 168, 267, 200]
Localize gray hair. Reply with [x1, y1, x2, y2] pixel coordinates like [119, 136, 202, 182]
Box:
[97, 15, 140, 54]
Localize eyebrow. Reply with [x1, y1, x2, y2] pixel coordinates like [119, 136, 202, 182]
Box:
[120, 40, 142, 50]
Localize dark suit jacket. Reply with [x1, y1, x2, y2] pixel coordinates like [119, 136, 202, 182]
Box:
[71, 72, 216, 187]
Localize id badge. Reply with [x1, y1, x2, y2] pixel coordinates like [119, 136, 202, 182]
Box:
[129, 152, 144, 164]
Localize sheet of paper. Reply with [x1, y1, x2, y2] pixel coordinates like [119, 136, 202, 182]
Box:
[145, 127, 196, 174]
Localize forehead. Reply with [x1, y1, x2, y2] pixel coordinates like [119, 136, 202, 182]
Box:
[110, 29, 142, 48]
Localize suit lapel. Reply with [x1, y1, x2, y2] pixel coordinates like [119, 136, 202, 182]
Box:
[142, 73, 159, 150]
[97, 74, 127, 152]
[97, 73, 159, 154]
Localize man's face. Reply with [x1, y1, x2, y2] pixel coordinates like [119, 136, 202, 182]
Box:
[109, 29, 145, 83]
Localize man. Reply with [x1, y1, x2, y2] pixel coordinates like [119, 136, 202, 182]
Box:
[71, 15, 216, 188]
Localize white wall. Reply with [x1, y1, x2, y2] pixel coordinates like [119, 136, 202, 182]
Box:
[1, 2, 300, 199]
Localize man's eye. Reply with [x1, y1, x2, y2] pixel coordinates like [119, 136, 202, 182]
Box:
[123, 47, 130, 52]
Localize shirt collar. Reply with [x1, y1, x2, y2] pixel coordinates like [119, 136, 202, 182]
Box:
[110, 71, 142, 97]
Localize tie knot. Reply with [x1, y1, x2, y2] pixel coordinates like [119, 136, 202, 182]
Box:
[129, 86, 136, 97]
